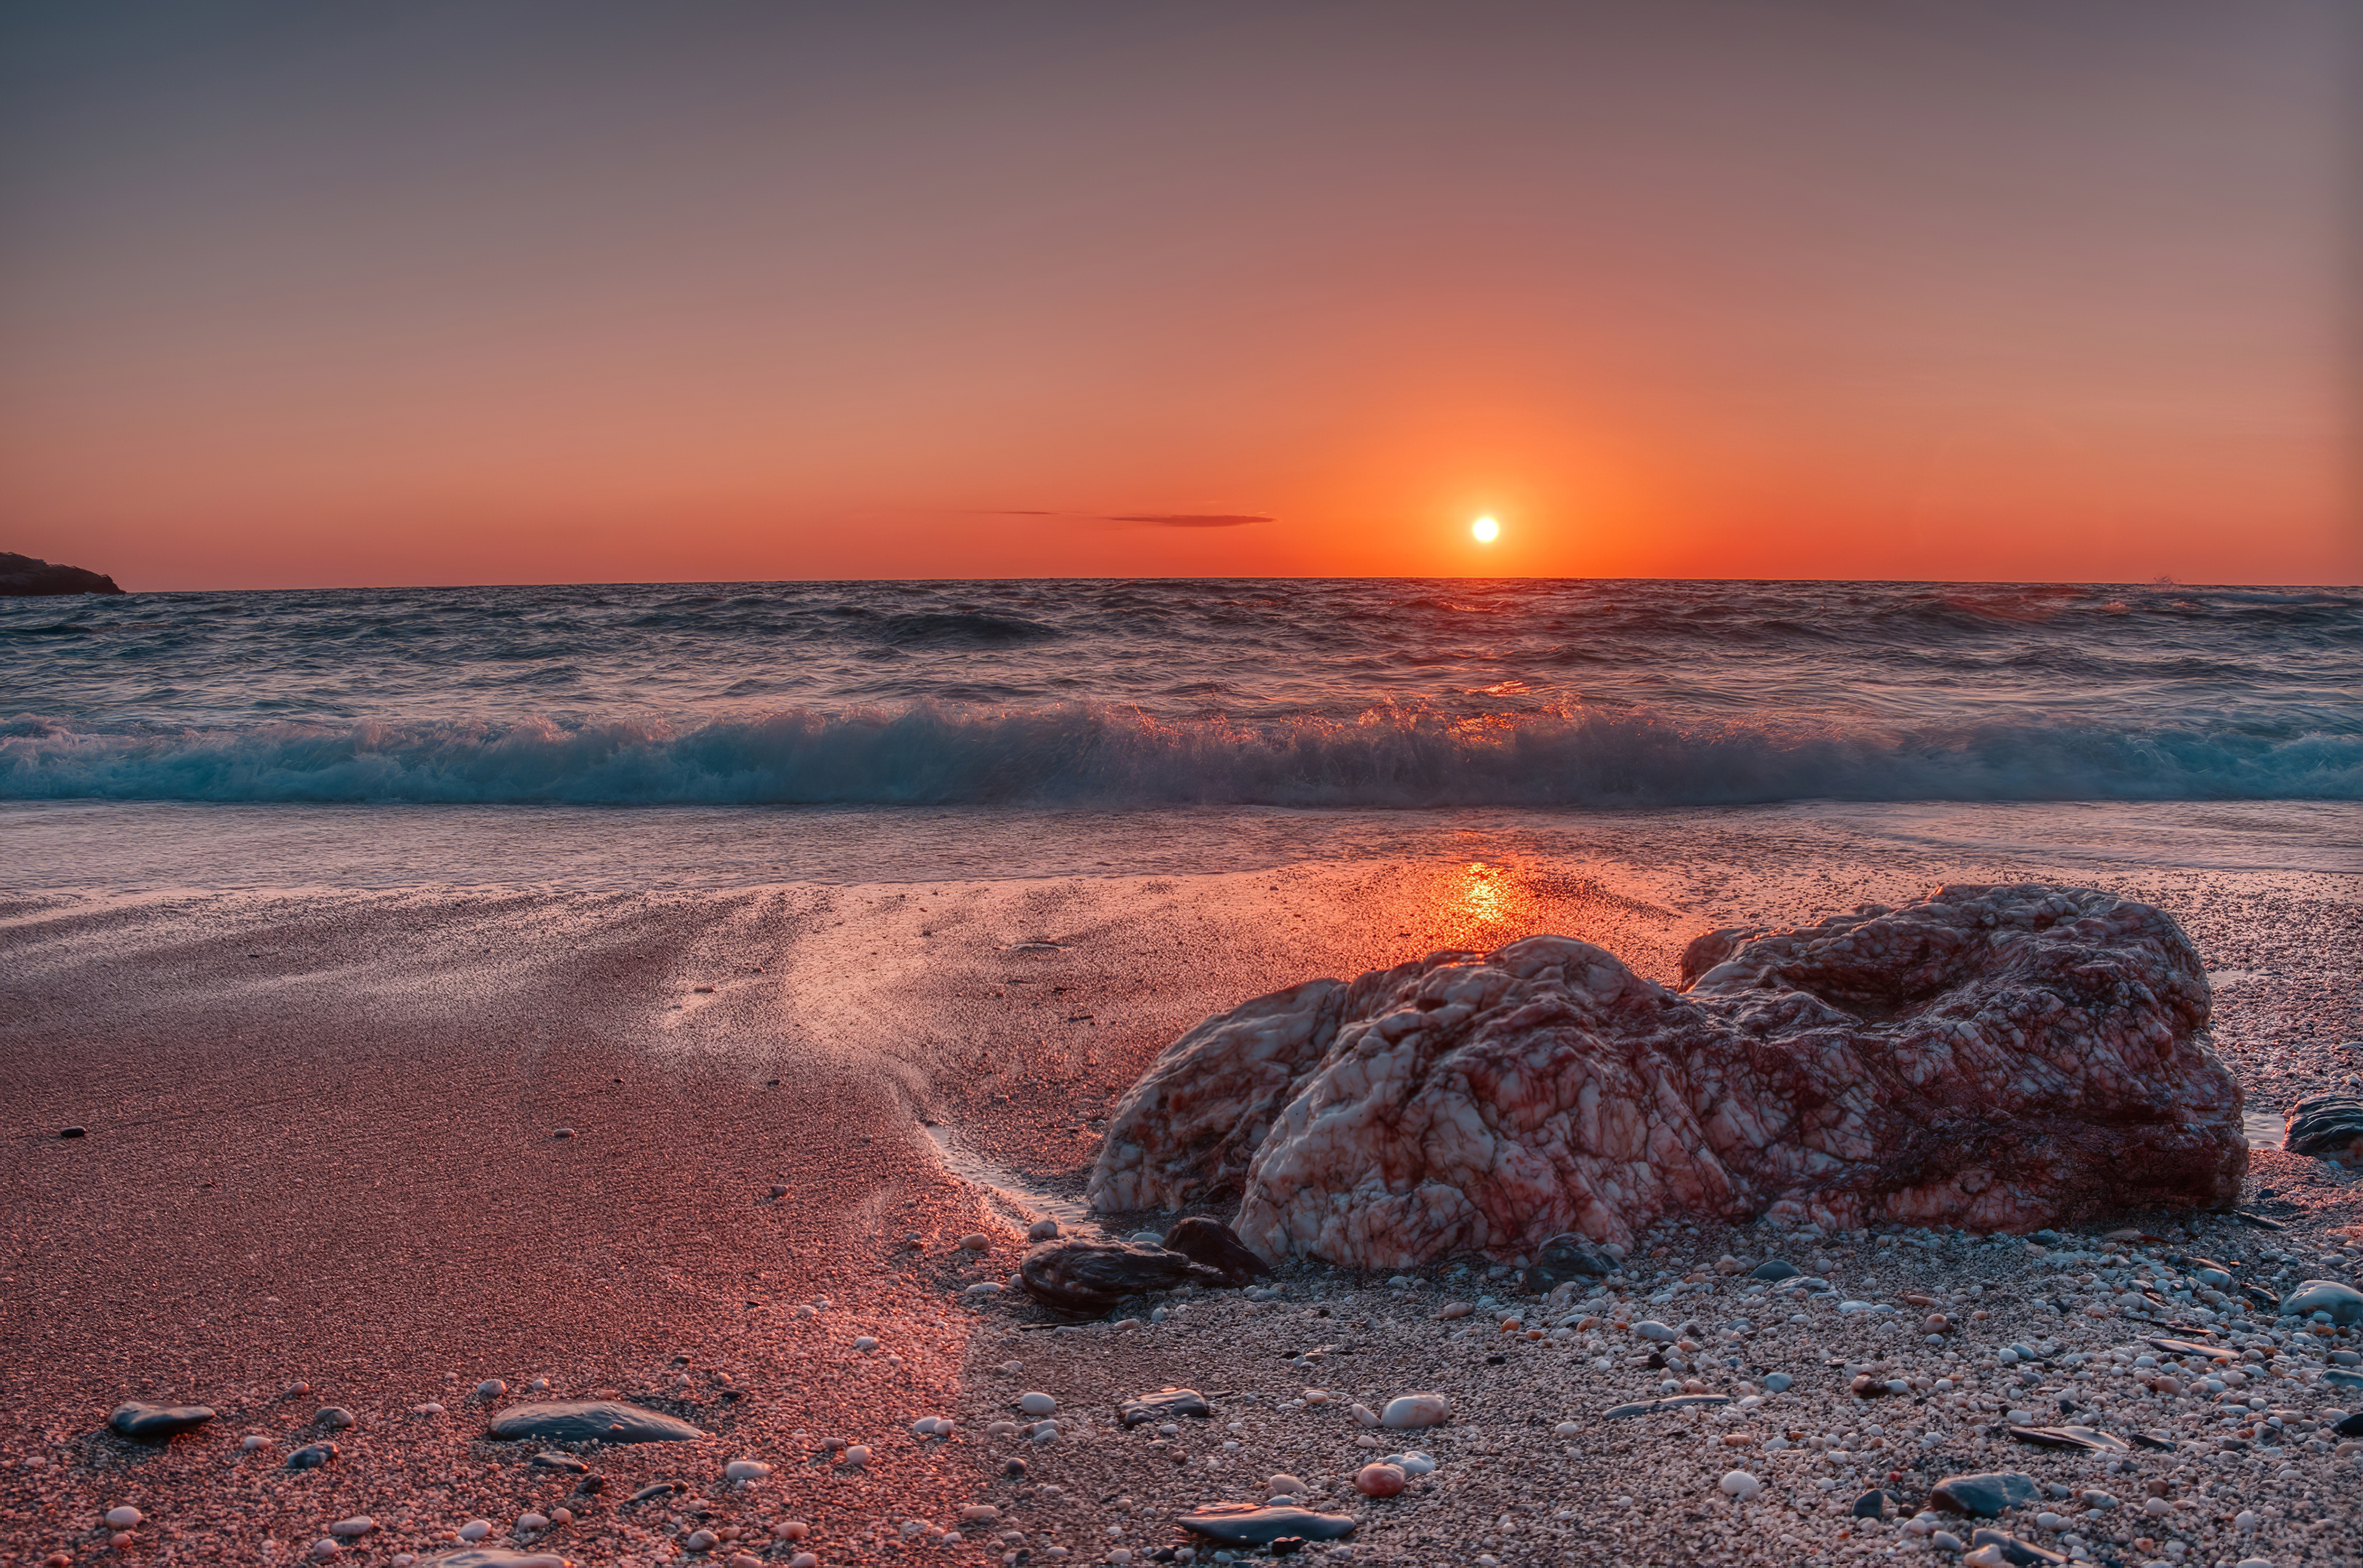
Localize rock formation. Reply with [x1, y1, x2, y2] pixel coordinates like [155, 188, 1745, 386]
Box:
[0, 551, 126, 595]
[1088, 884, 2244, 1267]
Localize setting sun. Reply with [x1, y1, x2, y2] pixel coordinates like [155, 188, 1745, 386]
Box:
[1471, 516, 1500, 543]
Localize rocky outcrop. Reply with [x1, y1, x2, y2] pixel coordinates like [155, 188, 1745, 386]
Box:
[1088, 885, 2244, 1267]
[0, 552, 126, 596]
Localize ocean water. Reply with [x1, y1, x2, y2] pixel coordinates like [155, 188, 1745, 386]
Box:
[2, 578, 2357, 808]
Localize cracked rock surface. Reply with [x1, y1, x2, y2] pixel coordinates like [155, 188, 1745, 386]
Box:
[1090, 884, 2245, 1267]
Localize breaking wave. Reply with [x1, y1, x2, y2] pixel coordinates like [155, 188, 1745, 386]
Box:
[4, 703, 2355, 807]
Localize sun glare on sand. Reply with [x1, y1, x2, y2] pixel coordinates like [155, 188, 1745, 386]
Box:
[1471, 516, 1500, 543]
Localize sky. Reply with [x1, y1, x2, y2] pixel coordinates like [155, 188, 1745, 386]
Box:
[2, 1, 2355, 588]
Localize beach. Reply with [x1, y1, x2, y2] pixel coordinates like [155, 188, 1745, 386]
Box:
[3, 800, 2357, 1566]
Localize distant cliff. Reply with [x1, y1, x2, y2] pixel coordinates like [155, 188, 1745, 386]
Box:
[1, 553, 127, 596]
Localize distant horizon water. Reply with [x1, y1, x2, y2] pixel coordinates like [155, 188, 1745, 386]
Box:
[4, 577, 2357, 809]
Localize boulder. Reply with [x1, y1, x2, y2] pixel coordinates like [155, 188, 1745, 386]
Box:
[2284, 1093, 2363, 1167]
[1090, 885, 2243, 1268]
[1161, 1216, 1271, 1282]
[1016, 1237, 1228, 1311]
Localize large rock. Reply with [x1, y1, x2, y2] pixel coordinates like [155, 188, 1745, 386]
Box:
[1088, 885, 2244, 1267]
[2284, 1093, 2363, 1167]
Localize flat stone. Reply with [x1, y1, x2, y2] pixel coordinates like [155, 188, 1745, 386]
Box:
[108, 1402, 215, 1440]
[1929, 1472, 2038, 1518]
[1177, 1504, 1358, 1545]
[487, 1401, 706, 1444]
[1522, 1233, 1621, 1292]
[1017, 1238, 1228, 1311]
[1162, 1216, 1271, 1284]
[1633, 1319, 1677, 1342]
[315, 1406, 355, 1429]
[1762, 1374, 1793, 1393]
[2145, 1338, 2234, 1361]
[286, 1442, 338, 1470]
[1604, 1395, 1731, 1418]
[2007, 1426, 2129, 1453]
[2334, 1411, 2363, 1439]
[1969, 1529, 2066, 1567]
[2279, 1281, 2363, 1324]
[527, 1452, 588, 1472]
[2283, 1092, 2363, 1165]
[1850, 1489, 1893, 1519]
[420, 1553, 574, 1568]
[1119, 1388, 1211, 1427]
[1749, 1260, 1803, 1281]
[625, 1482, 683, 1506]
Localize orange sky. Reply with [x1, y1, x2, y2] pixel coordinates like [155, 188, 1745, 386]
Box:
[3, 2, 2355, 588]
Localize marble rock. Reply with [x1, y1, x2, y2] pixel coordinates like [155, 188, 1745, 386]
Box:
[2283, 1094, 2363, 1167]
[1016, 1237, 1228, 1311]
[487, 1401, 706, 1444]
[108, 1403, 215, 1440]
[1091, 885, 2244, 1266]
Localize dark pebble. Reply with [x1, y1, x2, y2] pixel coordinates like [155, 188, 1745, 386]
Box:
[487, 1400, 706, 1444]
[1750, 1259, 1803, 1281]
[1005, 1457, 1030, 1478]
[418, 1552, 589, 1567]
[1521, 1233, 1621, 1293]
[108, 1402, 216, 1440]
[1929, 1471, 2037, 1518]
[1604, 1394, 1730, 1418]
[2284, 1092, 2363, 1159]
[1970, 1529, 2066, 1567]
[1017, 1237, 1227, 1311]
[2007, 1425, 2127, 1453]
[1176, 1505, 1357, 1545]
[1485, 1354, 1506, 1366]
[1851, 1489, 1893, 1519]
[1161, 1217, 1272, 1284]
[529, 1451, 590, 1472]
[625, 1482, 682, 1506]
[572, 1476, 606, 1496]
[2335, 1411, 2363, 1438]
[286, 1442, 338, 1470]
[315, 1406, 355, 1430]
[60, 1126, 86, 1138]
[1269, 1540, 1306, 1558]
[1118, 1388, 1211, 1428]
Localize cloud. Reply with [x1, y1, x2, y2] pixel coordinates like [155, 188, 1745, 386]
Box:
[1108, 513, 1268, 528]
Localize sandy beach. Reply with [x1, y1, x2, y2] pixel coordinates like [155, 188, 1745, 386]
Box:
[2, 802, 2358, 1566]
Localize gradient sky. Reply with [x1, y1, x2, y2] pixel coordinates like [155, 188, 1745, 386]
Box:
[3, 1, 2354, 588]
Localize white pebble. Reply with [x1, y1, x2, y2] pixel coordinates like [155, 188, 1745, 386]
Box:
[412, 1402, 445, 1416]
[2235, 1510, 2259, 1532]
[457, 1521, 493, 1542]
[966, 1282, 1003, 1295]
[1020, 1391, 1058, 1415]
[686, 1529, 719, 1551]
[727, 1458, 774, 1480]
[241, 1434, 272, 1450]
[961, 1505, 1001, 1523]
[328, 1518, 375, 1538]
[1029, 1218, 1060, 1241]
[774, 1521, 811, 1540]
[310, 1541, 340, 1561]
[105, 1506, 142, 1529]
[1719, 1470, 1762, 1501]
[1553, 1421, 1581, 1438]
[1379, 1393, 1450, 1429]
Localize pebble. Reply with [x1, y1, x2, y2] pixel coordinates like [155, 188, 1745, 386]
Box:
[1119, 1388, 1210, 1426]
[1130, 1230, 1166, 1246]
[241, 1435, 272, 1450]
[727, 1457, 774, 1480]
[550, 1127, 574, 1139]
[1028, 1218, 1060, 1241]
[960, 1232, 991, 1250]
[311, 1539, 340, 1561]
[516, 1512, 548, 1531]
[315, 1406, 355, 1429]
[103, 1507, 142, 1529]
[844, 1444, 871, 1466]
[1378, 1393, 1449, 1430]
[1354, 1463, 1406, 1497]
[476, 1379, 507, 1398]
[2279, 1281, 2363, 1324]
[854, 1336, 880, 1352]
[1930, 1471, 2038, 1518]
[1633, 1319, 1677, 1342]
[1020, 1391, 1059, 1415]
[327, 1517, 374, 1538]
[1762, 1373, 1793, 1393]
[774, 1521, 811, 1540]
[528, 1450, 588, 1472]
[1265, 1473, 1306, 1497]
[1718, 1471, 1761, 1501]
[686, 1530, 719, 1551]
[1174, 1504, 1359, 1544]
[107, 1402, 216, 1439]
[1750, 1259, 1803, 1280]
[458, 1520, 495, 1541]
[286, 1443, 338, 1470]
[486, 1400, 706, 1442]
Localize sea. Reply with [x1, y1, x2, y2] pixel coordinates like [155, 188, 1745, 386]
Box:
[4, 577, 2359, 887]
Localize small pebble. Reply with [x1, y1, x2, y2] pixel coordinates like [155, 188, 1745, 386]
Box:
[854, 1337, 879, 1352]
[686, 1529, 719, 1551]
[241, 1435, 271, 1450]
[1020, 1391, 1058, 1415]
[1355, 1463, 1406, 1498]
[791, 1555, 820, 1568]
[518, 1512, 550, 1531]
[1378, 1393, 1449, 1430]
[551, 1126, 575, 1138]
[1719, 1471, 1762, 1501]
[960, 1233, 991, 1250]
[727, 1458, 774, 1480]
[1028, 1218, 1060, 1241]
[314, 1406, 355, 1430]
[844, 1444, 871, 1466]
[285, 1443, 337, 1471]
[327, 1517, 374, 1538]
[774, 1521, 811, 1540]
[458, 1521, 494, 1542]
[104, 1507, 142, 1529]
[477, 1379, 507, 1398]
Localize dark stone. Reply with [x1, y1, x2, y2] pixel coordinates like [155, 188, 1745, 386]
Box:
[2128, 1433, 2180, 1452]
[1969, 1529, 2066, 1567]
[2007, 1425, 2126, 1454]
[529, 1451, 590, 1472]
[572, 1475, 606, 1495]
[1177, 1505, 1357, 1545]
[625, 1482, 683, 1506]
[108, 1402, 215, 1439]
[1928, 1471, 2037, 1517]
[2238, 1282, 2279, 1311]
[1603, 1394, 1730, 1418]
[1850, 1489, 1893, 1519]
[1017, 1238, 1228, 1311]
[1485, 1353, 1506, 1365]
[2284, 1093, 2363, 1162]
[487, 1401, 706, 1444]
[1749, 1260, 1803, 1281]
[1162, 1217, 1271, 1284]
[2335, 1411, 2363, 1438]
[1522, 1232, 1622, 1292]
[1269, 1540, 1306, 1558]
[315, 1406, 355, 1429]
[1005, 1457, 1029, 1478]
[0, 552, 126, 596]
[59, 1126, 86, 1138]
[286, 1442, 338, 1470]
[1119, 1388, 1212, 1427]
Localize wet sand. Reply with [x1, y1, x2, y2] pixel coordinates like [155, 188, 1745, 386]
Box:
[1, 809, 2357, 1564]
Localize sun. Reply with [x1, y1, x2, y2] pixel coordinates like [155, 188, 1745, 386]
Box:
[1471, 516, 1500, 543]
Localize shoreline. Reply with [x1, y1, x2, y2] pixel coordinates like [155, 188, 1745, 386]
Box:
[1, 807, 2357, 1565]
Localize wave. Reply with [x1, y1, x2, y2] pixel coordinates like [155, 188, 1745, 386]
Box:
[3, 703, 2356, 807]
